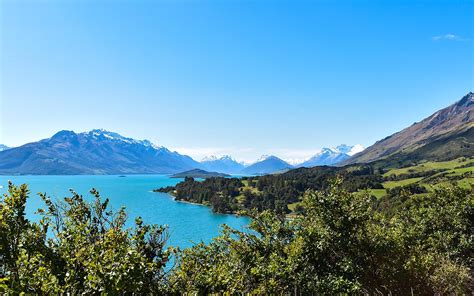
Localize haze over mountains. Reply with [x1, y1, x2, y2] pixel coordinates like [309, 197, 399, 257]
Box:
[0, 144, 9, 152]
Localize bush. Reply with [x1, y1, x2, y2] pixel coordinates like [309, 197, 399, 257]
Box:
[0, 182, 172, 294]
[170, 179, 473, 294]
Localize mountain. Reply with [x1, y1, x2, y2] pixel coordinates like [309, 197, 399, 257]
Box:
[171, 169, 230, 178]
[344, 92, 474, 165]
[200, 155, 245, 174]
[241, 155, 292, 175]
[0, 144, 9, 152]
[298, 144, 364, 167]
[0, 129, 201, 175]
[336, 144, 365, 156]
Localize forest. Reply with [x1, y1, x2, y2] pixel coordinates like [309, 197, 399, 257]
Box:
[156, 165, 384, 214]
[157, 157, 473, 217]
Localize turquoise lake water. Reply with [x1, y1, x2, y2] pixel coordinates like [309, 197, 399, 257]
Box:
[0, 175, 250, 249]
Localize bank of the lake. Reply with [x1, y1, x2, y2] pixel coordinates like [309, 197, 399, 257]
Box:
[0, 175, 250, 249]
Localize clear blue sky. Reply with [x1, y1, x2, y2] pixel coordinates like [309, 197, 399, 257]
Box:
[1, 0, 473, 162]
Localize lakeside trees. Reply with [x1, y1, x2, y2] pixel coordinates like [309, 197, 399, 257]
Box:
[0, 182, 172, 294]
[1, 180, 472, 294]
[157, 166, 385, 215]
[170, 180, 472, 294]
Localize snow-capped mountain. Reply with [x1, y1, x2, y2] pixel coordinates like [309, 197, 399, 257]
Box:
[241, 155, 292, 175]
[201, 155, 218, 162]
[335, 144, 365, 156]
[84, 129, 162, 149]
[0, 144, 9, 152]
[200, 155, 245, 174]
[0, 129, 200, 175]
[298, 144, 365, 167]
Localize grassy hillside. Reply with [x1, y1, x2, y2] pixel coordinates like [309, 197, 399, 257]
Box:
[382, 158, 474, 176]
[364, 157, 474, 201]
[344, 93, 473, 165]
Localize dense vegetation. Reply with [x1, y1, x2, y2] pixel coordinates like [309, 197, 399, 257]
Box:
[158, 157, 473, 216]
[157, 165, 384, 214]
[171, 180, 472, 294]
[2, 179, 472, 294]
[0, 183, 172, 294]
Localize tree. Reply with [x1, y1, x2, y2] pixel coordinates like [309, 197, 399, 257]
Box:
[0, 182, 173, 294]
[169, 179, 472, 294]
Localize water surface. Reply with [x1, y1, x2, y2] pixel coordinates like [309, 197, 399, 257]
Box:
[0, 175, 250, 249]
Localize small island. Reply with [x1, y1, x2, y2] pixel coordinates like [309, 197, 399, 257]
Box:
[170, 168, 230, 179]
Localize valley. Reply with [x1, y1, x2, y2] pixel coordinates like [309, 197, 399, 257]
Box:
[156, 93, 474, 215]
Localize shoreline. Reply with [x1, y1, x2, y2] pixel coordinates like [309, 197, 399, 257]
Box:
[153, 190, 244, 217]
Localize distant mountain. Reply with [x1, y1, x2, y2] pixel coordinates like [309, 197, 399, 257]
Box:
[0, 129, 201, 175]
[200, 155, 245, 174]
[0, 144, 9, 152]
[241, 155, 292, 175]
[298, 144, 364, 167]
[336, 144, 365, 156]
[343, 92, 474, 165]
[171, 169, 230, 178]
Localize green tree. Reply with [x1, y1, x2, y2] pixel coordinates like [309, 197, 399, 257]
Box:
[170, 179, 472, 294]
[1, 182, 172, 294]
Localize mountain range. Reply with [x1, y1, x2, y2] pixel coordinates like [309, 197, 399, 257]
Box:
[241, 155, 293, 175]
[200, 155, 245, 174]
[0, 131, 359, 175]
[199, 144, 364, 175]
[298, 144, 364, 167]
[343, 92, 473, 165]
[0, 129, 200, 175]
[1, 92, 470, 175]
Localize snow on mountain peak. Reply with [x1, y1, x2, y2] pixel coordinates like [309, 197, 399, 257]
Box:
[220, 155, 234, 161]
[335, 144, 352, 154]
[347, 144, 364, 156]
[320, 147, 339, 154]
[295, 144, 365, 167]
[257, 154, 271, 162]
[82, 129, 162, 149]
[319, 144, 365, 156]
[201, 155, 238, 163]
[201, 155, 218, 162]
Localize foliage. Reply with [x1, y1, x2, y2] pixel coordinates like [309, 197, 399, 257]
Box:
[158, 166, 384, 214]
[0, 182, 172, 294]
[170, 179, 473, 294]
[1, 180, 472, 294]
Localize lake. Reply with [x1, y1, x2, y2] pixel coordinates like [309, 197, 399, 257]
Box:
[0, 175, 250, 249]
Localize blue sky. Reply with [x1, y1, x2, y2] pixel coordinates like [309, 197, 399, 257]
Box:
[1, 0, 473, 163]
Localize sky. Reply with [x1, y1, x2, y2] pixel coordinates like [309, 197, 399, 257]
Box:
[1, 0, 473, 163]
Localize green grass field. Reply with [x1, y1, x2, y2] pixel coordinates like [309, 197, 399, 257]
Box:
[366, 189, 387, 199]
[457, 177, 474, 189]
[374, 158, 474, 198]
[287, 202, 300, 212]
[383, 157, 473, 177]
[383, 177, 424, 189]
